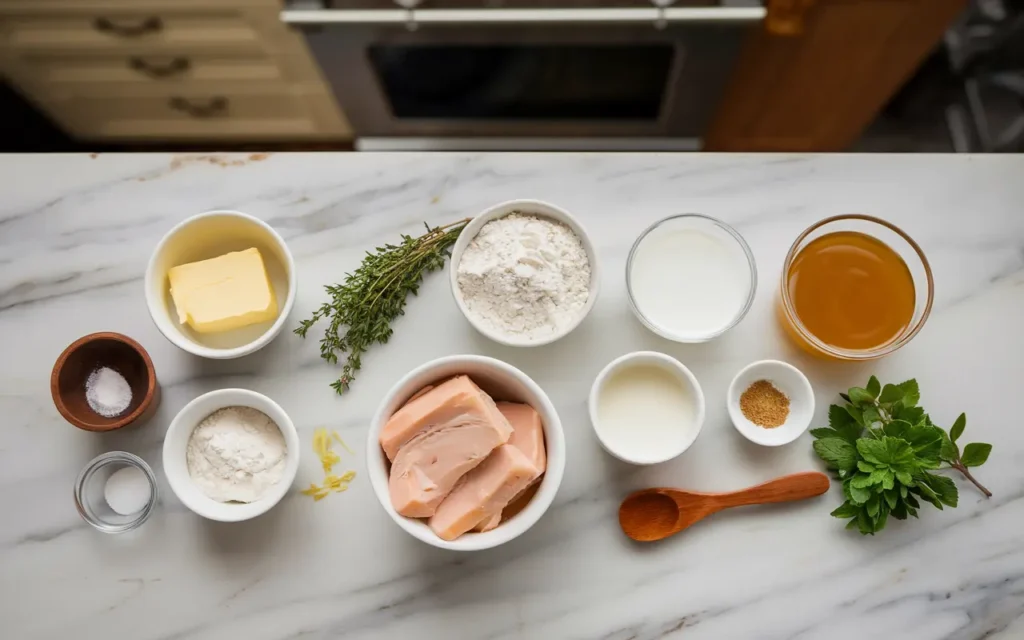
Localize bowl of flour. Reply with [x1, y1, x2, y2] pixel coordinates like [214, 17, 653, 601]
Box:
[162, 388, 299, 522]
[450, 200, 600, 347]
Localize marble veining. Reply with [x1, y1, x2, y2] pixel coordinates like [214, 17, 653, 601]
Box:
[2, 153, 1024, 640]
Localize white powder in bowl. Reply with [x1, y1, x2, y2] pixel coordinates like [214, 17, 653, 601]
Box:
[186, 406, 287, 503]
[456, 213, 591, 340]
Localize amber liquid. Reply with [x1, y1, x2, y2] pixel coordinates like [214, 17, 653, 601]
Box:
[786, 231, 915, 351]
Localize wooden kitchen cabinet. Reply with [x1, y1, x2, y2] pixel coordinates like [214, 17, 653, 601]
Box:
[705, 0, 968, 151]
[0, 0, 351, 143]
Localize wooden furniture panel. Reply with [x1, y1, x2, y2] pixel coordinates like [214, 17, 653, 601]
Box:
[0, 10, 271, 54]
[0, 0, 284, 10]
[50, 86, 344, 139]
[0, 0, 352, 141]
[704, 0, 968, 151]
[4, 51, 320, 91]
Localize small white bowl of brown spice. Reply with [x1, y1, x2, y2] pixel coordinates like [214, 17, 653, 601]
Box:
[727, 360, 814, 447]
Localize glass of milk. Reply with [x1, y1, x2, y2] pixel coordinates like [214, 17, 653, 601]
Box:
[626, 214, 756, 342]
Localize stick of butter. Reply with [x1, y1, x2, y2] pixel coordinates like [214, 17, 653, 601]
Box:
[168, 248, 278, 334]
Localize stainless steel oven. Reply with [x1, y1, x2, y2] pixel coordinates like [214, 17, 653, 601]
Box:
[282, 2, 765, 150]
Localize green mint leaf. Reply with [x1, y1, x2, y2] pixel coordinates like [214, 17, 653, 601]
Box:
[879, 384, 904, 404]
[828, 405, 863, 442]
[847, 482, 873, 505]
[846, 517, 859, 531]
[905, 424, 945, 467]
[897, 379, 920, 407]
[893, 404, 925, 426]
[839, 392, 852, 404]
[899, 484, 908, 499]
[857, 439, 887, 465]
[883, 419, 912, 440]
[862, 405, 882, 428]
[920, 472, 959, 508]
[866, 376, 881, 399]
[950, 413, 967, 443]
[905, 493, 920, 509]
[857, 437, 916, 469]
[881, 470, 895, 490]
[866, 495, 880, 517]
[857, 461, 876, 473]
[891, 500, 908, 520]
[848, 387, 875, 406]
[810, 427, 838, 439]
[844, 404, 864, 426]
[961, 443, 992, 467]
[883, 489, 898, 510]
[913, 483, 943, 510]
[814, 438, 858, 472]
[940, 432, 959, 462]
[851, 473, 877, 489]
[895, 470, 914, 486]
[884, 437, 920, 473]
[875, 503, 890, 531]
[830, 502, 860, 519]
[857, 509, 875, 534]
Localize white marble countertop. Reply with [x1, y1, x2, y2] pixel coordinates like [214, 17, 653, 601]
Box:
[2, 153, 1024, 640]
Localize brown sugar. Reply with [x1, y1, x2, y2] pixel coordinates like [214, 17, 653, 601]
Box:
[740, 380, 790, 428]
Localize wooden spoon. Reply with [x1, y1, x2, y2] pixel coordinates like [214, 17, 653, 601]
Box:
[619, 471, 830, 542]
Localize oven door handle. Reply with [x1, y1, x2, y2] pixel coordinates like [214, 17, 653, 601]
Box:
[280, 7, 766, 27]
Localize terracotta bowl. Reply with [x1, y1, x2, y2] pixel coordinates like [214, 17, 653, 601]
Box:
[51, 332, 160, 432]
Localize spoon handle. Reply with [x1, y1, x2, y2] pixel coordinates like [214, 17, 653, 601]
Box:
[712, 472, 830, 509]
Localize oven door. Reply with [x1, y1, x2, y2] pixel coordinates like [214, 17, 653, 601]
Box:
[283, 6, 764, 141]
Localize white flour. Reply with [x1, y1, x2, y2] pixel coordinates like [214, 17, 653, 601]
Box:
[186, 406, 287, 503]
[457, 213, 591, 340]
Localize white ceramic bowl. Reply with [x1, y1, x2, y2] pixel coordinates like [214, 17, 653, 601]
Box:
[162, 388, 300, 522]
[727, 360, 815, 446]
[145, 210, 296, 359]
[449, 199, 600, 347]
[367, 355, 566, 551]
[588, 351, 706, 465]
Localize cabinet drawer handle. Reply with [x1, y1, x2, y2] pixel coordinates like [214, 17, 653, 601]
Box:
[94, 16, 163, 38]
[130, 57, 191, 79]
[169, 97, 228, 118]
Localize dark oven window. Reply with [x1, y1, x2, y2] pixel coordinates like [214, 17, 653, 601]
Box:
[368, 45, 673, 120]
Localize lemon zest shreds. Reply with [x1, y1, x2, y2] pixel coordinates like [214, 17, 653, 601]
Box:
[300, 483, 322, 497]
[332, 430, 355, 455]
[305, 427, 356, 502]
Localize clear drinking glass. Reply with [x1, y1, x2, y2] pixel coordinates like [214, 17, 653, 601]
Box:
[778, 214, 934, 360]
[626, 213, 757, 343]
[73, 451, 157, 533]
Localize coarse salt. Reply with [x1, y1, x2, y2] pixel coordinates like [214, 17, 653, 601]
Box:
[85, 367, 133, 418]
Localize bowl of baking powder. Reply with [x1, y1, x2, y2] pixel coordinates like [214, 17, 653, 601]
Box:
[162, 388, 299, 522]
[450, 199, 600, 347]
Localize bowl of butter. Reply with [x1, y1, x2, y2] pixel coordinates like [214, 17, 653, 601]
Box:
[145, 210, 296, 359]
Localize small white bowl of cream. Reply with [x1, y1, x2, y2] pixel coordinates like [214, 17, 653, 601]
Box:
[627, 214, 756, 342]
[588, 351, 706, 465]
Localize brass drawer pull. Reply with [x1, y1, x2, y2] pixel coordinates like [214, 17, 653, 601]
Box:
[129, 57, 191, 79]
[94, 16, 163, 38]
[169, 97, 228, 118]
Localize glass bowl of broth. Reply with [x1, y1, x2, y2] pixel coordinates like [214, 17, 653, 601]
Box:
[779, 215, 933, 360]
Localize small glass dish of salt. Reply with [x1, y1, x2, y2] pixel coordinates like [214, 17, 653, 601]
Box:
[74, 452, 158, 533]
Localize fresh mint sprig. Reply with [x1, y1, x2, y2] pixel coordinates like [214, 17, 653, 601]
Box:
[811, 377, 992, 535]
